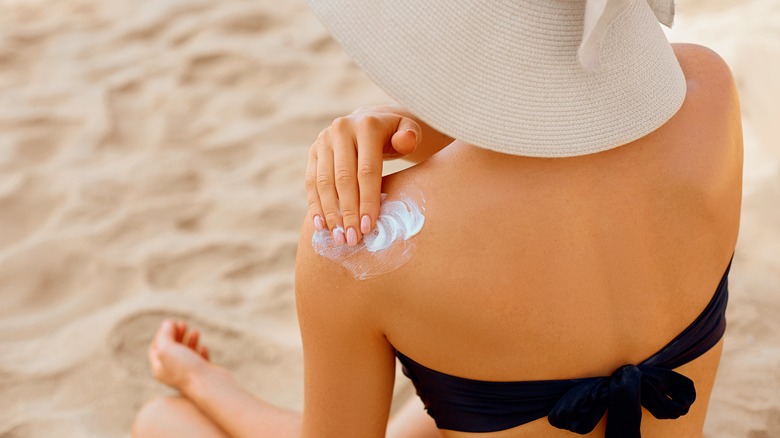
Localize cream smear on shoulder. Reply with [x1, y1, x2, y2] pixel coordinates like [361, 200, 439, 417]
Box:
[312, 193, 425, 280]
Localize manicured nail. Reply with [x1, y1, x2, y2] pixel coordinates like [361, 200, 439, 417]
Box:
[346, 227, 358, 246]
[360, 215, 371, 234]
[314, 215, 324, 230]
[332, 227, 345, 245]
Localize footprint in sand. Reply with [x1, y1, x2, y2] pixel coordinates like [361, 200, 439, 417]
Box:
[108, 310, 288, 380]
[0, 239, 140, 331]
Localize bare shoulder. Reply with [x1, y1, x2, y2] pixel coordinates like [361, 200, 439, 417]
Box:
[294, 216, 391, 329]
[653, 44, 743, 195]
[672, 43, 735, 85]
[670, 43, 741, 126]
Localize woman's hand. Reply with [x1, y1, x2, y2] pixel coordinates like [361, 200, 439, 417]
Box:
[148, 320, 228, 392]
[305, 106, 423, 246]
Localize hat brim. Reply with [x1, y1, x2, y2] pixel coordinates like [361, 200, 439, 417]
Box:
[307, 0, 686, 157]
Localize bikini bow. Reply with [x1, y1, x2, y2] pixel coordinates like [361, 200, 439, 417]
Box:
[579, 0, 676, 71]
[547, 363, 696, 438]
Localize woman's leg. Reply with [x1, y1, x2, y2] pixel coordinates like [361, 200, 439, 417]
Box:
[133, 396, 227, 438]
[387, 396, 441, 438]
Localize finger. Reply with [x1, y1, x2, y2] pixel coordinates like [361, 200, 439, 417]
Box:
[332, 131, 362, 246]
[155, 320, 176, 347]
[305, 144, 325, 231]
[316, 141, 345, 244]
[200, 346, 210, 361]
[355, 120, 386, 235]
[390, 118, 421, 156]
[174, 321, 187, 343]
[187, 330, 200, 351]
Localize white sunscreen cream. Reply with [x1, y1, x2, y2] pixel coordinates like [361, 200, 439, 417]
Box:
[312, 193, 425, 280]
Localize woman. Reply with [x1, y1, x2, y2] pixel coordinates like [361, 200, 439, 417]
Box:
[133, 0, 743, 437]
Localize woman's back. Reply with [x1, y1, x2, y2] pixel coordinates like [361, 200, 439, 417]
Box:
[372, 44, 742, 437]
[131, 3, 745, 438]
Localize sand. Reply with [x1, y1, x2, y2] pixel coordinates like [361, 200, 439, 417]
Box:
[0, 0, 777, 436]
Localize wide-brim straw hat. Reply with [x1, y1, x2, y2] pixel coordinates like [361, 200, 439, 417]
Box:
[307, 0, 686, 158]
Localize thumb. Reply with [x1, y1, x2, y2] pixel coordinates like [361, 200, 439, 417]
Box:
[389, 118, 421, 156]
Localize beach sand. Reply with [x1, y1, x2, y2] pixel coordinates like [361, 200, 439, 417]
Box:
[0, 0, 777, 436]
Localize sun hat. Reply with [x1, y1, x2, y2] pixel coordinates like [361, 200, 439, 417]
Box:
[306, 0, 686, 158]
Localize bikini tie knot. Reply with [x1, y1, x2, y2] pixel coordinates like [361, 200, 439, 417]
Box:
[547, 363, 696, 438]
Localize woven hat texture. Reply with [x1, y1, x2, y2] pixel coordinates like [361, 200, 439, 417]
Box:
[307, 0, 686, 157]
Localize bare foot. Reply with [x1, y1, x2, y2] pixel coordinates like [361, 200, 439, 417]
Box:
[147, 320, 232, 391]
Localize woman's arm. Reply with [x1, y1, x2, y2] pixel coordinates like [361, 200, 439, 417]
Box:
[182, 365, 302, 437]
[295, 218, 398, 438]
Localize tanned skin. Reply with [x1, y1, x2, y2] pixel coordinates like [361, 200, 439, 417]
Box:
[133, 44, 742, 438]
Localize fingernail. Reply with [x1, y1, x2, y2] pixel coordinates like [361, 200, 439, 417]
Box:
[346, 227, 358, 246]
[360, 215, 371, 234]
[332, 227, 345, 245]
[314, 215, 324, 230]
[405, 129, 417, 140]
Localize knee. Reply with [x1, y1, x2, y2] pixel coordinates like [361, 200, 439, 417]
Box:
[132, 396, 187, 438]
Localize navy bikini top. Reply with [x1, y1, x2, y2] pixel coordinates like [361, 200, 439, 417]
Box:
[396, 258, 732, 438]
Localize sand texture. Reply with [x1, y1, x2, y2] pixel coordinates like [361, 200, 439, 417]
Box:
[0, 0, 777, 436]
